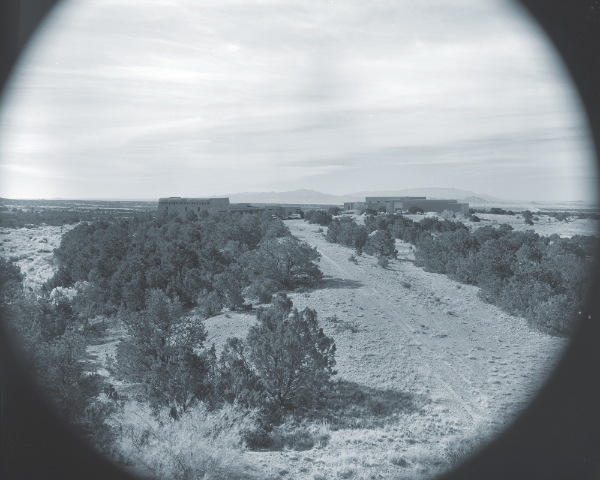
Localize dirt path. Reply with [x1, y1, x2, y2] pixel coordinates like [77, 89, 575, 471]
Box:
[287, 220, 568, 430]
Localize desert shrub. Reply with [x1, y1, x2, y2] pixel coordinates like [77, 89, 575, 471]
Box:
[0, 256, 23, 303]
[469, 215, 480, 222]
[185, 210, 198, 222]
[303, 210, 333, 226]
[241, 236, 323, 296]
[245, 277, 280, 304]
[116, 289, 213, 413]
[328, 206, 342, 216]
[364, 230, 397, 258]
[522, 210, 534, 224]
[489, 208, 504, 215]
[407, 206, 424, 214]
[377, 256, 389, 268]
[441, 209, 455, 220]
[107, 401, 261, 480]
[35, 330, 104, 421]
[213, 263, 246, 310]
[196, 289, 224, 317]
[245, 293, 336, 409]
[85, 397, 122, 456]
[333, 318, 360, 334]
[326, 217, 368, 252]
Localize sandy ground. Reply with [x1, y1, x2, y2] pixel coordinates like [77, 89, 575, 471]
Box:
[0, 224, 76, 290]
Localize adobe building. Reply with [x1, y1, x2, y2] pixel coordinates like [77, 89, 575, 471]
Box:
[344, 196, 469, 215]
[157, 197, 302, 218]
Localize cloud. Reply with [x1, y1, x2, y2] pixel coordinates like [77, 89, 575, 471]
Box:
[0, 0, 595, 201]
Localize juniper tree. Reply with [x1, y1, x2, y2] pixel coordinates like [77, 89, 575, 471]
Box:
[364, 229, 397, 258]
[245, 293, 336, 409]
[116, 289, 211, 413]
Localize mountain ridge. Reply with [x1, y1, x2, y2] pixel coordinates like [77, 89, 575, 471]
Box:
[215, 188, 507, 205]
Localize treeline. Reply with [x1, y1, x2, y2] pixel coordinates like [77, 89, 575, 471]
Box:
[45, 211, 322, 310]
[469, 206, 600, 221]
[325, 212, 597, 335]
[0, 207, 151, 229]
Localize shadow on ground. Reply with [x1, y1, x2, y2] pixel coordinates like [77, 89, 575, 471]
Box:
[318, 276, 364, 290]
[299, 379, 430, 430]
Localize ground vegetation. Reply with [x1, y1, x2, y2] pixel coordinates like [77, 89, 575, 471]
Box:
[325, 213, 597, 335]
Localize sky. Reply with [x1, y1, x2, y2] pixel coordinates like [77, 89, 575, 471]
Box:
[0, 0, 597, 202]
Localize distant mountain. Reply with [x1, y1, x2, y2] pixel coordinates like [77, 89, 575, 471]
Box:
[348, 188, 506, 203]
[463, 196, 490, 204]
[214, 189, 361, 205]
[213, 188, 509, 205]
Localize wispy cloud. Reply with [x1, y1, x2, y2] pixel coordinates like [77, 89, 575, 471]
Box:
[0, 0, 595, 201]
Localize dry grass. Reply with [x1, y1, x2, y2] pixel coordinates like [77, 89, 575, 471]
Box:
[103, 401, 262, 480]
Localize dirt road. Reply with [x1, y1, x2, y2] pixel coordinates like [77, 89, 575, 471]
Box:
[287, 220, 568, 431]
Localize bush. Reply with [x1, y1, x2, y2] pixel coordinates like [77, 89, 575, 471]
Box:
[522, 210, 534, 224]
[214, 264, 246, 310]
[196, 290, 224, 317]
[0, 256, 24, 305]
[106, 401, 261, 480]
[245, 293, 336, 409]
[241, 236, 323, 296]
[303, 210, 333, 226]
[116, 290, 212, 413]
[377, 256, 389, 268]
[35, 331, 103, 421]
[364, 230, 397, 258]
[408, 206, 424, 214]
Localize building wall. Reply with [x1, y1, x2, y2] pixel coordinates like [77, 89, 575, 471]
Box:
[278, 206, 303, 216]
[364, 196, 469, 214]
[401, 199, 469, 214]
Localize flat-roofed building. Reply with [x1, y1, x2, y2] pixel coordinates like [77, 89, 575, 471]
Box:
[344, 202, 367, 211]
[363, 196, 469, 214]
[229, 204, 265, 214]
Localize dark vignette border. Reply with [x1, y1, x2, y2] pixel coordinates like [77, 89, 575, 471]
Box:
[0, 1, 599, 479]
